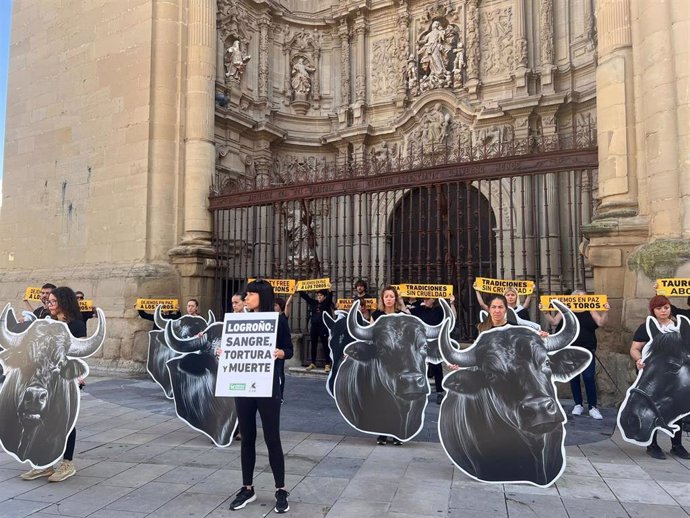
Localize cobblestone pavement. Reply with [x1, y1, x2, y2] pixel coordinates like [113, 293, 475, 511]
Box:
[0, 375, 689, 517]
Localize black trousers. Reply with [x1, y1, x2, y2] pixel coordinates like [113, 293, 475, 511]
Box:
[64, 428, 76, 461]
[429, 363, 443, 393]
[650, 420, 684, 448]
[235, 396, 285, 488]
[310, 326, 329, 365]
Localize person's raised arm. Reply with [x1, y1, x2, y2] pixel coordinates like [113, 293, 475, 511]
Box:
[284, 294, 294, 318]
[522, 293, 533, 309]
[590, 303, 610, 326]
[631, 340, 646, 370]
[475, 289, 488, 311]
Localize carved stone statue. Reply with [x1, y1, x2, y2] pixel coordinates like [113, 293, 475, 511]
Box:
[405, 54, 419, 94]
[418, 21, 449, 78]
[291, 58, 315, 97]
[452, 42, 465, 87]
[225, 40, 251, 81]
[418, 103, 452, 149]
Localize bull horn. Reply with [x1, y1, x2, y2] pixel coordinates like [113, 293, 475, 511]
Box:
[544, 300, 579, 352]
[425, 298, 454, 338]
[438, 318, 476, 366]
[347, 300, 374, 342]
[207, 310, 216, 324]
[154, 305, 169, 330]
[68, 308, 107, 357]
[164, 320, 208, 353]
[0, 304, 23, 349]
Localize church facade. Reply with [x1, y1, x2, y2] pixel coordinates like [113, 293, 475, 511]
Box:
[0, 0, 687, 397]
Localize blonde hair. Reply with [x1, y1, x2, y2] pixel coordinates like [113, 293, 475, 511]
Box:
[378, 285, 403, 313]
[503, 286, 521, 306]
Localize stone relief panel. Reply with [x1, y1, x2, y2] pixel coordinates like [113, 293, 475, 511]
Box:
[479, 6, 514, 78]
[217, 0, 253, 84]
[283, 28, 322, 112]
[371, 37, 399, 99]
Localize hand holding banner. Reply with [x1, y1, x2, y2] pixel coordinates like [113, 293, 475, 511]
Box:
[336, 298, 377, 310]
[296, 278, 331, 291]
[473, 277, 535, 295]
[656, 278, 690, 297]
[24, 287, 42, 301]
[539, 294, 608, 312]
[248, 278, 296, 294]
[135, 298, 179, 311]
[78, 300, 94, 312]
[398, 284, 453, 299]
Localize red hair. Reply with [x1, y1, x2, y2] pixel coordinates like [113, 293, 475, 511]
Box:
[648, 295, 671, 315]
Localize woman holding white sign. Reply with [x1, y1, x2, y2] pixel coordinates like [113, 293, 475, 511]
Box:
[229, 279, 293, 514]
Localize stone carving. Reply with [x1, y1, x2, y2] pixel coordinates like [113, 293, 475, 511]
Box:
[291, 58, 315, 97]
[540, 0, 554, 66]
[465, 0, 480, 81]
[258, 17, 270, 99]
[516, 38, 528, 68]
[405, 55, 419, 95]
[480, 7, 514, 77]
[372, 37, 399, 97]
[408, 103, 453, 151]
[285, 204, 318, 265]
[224, 40, 251, 81]
[369, 142, 399, 170]
[339, 21, 351, 108]
[452, 41, 465, 87]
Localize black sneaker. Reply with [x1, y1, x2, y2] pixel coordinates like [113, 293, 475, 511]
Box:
[376, 436, 387, 445]
[229, 486, 256, 510]
[646, 444, 666, 460]
[436, 392, 444, 405]
[670, 445, 690, 460]
[275, 488, 290, 513]
[391, 438, 403, 446]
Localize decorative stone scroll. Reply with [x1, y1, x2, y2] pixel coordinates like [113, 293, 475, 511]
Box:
[480, 6, 514, 77]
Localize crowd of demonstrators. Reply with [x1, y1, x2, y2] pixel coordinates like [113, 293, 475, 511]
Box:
[299, 289, 334, 372]
[228, 279, 293, 514]
[630, 295, 690, 460]
[18, 286, 104, 483]
[542, 290, 609, 420]
[410, 296, 457, 405]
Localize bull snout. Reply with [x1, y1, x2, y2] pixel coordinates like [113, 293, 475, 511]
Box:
[20, 386, 48, 418]
[519, 397, 561, 433]
[396, 372, 428, 399]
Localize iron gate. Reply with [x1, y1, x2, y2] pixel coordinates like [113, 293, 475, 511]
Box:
[210, 127, 598, 341]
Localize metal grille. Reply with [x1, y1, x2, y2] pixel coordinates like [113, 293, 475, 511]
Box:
[210, 128, 598, 341]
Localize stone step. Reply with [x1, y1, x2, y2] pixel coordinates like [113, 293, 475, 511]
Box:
[289, 366, 330, 378]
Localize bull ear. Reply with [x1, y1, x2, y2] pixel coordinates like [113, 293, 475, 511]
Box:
[549, 347, 592, 383]
[479, 310, 488, 323]
[443, 368, 486, 394]
[61, 359, 88, 380]
[678, 315, 690, 341]
[647, 316, 663, 340]
[343, 341, 377, 362]
[323, 312, 335, 329]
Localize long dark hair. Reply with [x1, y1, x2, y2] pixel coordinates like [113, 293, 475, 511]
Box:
[245, 279, 275, 312]
[51, 286, 82, 323]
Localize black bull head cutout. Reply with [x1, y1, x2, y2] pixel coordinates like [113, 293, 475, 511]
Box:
[618, 315, 690, 446]
[332, 299, 454, 442]
[438, 300, 591, 487]
[0, 304, 106, 469]
[146, 305, 215, 399]
[164, 320, 238, 447]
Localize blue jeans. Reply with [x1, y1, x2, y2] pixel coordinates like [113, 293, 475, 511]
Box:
[570, 352, 597, 409]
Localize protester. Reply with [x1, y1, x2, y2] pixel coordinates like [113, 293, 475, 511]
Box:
[476, 286, 538, 329]
[136, 300, 181, 330]
[75, 291, 95, 323]
[186, 298, 200, 316]
[543, 290, 609, 419]
[20, 286, 92, 482]
[231, 292, 246, 313]
[411, 296, 457, 404]
[630, 295, 690, 460]
[353, 279, 371, 320]
[478, 294, 549, 338]
[228, 279, 292, 513]
[273, 297, 291, 402]
[371, 285, 409, 445]
[23, 283, 55, 319]
[298, 289, 333, 372]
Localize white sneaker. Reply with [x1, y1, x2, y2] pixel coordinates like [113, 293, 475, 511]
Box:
[571, 404, 584, 416]
[589, 407, 603, 420]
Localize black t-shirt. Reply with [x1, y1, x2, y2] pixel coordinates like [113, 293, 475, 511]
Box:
[671, 304, 690, 319]
[67, 318, 87, 338]
[633, 322, 654, 343]
[411, 304, 444, 326]
[572, 311, 598, 351]
[371, 309, 402, 321]
[33, 306, 50, 319]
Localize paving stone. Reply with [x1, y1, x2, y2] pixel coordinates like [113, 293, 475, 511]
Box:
[505, 493, 568, 517]
[113, 443, 173, 463]
[76, 460, 137, 479]
[309, 456, 364, 478]
[622, 502, 690, 517]
[106, 463, 176, 488]
[291, 476, 349, 505]
[12, 475, 101, 504]
[283, 453, 321, 476]
[338, 474, 400, 502]
[155, 465, 217, 485]
[563, 457, 601, 478]
[251, 471, 304, 492]
[448, 486, 506, 513]
[290, 438, 339, 458]
[503, 483, 559, 497]
[403, 458, 454, 482]
[105, 481, 189, 513]
[593, 461, 652, 479]
[657, 480, 690, 506]
[605, 477, 677, 505]
[146, 491, 228, 517]
[40, 482, 135, 517]
[186, 469, 243, 495]
[203, 490, 277, 517]
[0, 498, 52, 518]
[326, 499, 390, 518]
[0, 476, 39, 502]
[0, 468, 25, 483]
[561, 496, 629, 517]
[85, 510, 148, 518]
[117, 432, 163, 445]
[555, 473, 617, 500]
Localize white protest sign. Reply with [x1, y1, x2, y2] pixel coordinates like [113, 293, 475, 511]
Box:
[216, 312, 278, 398]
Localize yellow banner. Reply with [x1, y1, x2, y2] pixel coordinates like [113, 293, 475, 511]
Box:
[399, 284, 453, 299]
[135, 298, 179, 311]
[540, 295, 608, 312]
[24, 287, 42, 301]
[296, 278, 331, 291]
[248, 278, 296, 295]
[656, 278, 690, 297]
[390, 284, 401, 293]
[336, 298, 377, 310]
[473, 277, 535, 295]
[78, 300, 94, 312]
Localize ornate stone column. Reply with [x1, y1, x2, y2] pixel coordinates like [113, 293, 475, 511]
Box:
[464, 0, 480, 97]
[513, 0, 528, 90]
[257, 14, 271, 104]
[178, 0, 216, 248]
[395, 1, 410, 107]
[338, 19, 351, 122]
[353, 13, 368, 119]
[253, 152, 274, 274]
[540, 0, 555, 92]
